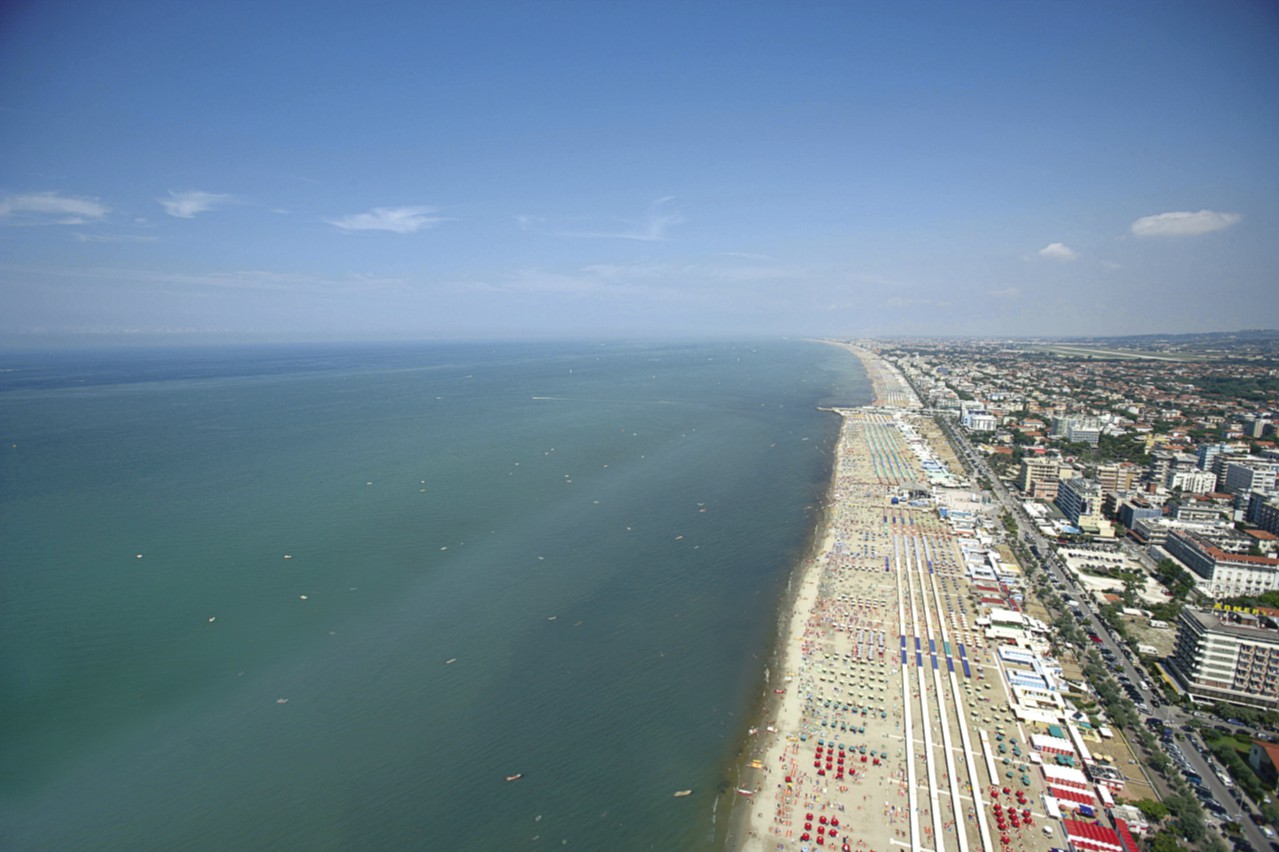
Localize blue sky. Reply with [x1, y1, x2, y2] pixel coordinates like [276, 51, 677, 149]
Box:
[2, 1, 1276, 343]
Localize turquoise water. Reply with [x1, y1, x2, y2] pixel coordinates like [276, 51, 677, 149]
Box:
[0, 340, 868, 850]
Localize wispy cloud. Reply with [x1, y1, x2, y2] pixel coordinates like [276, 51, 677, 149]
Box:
[1036, 242, 1077, 261]
[157, 190, 233, 219]
[520, 197, 684, 241]
[1130, 209, 1241, 237]
[988, 287, 1021, 299]
[0, 191, 109, 224]
[328, 205, 449, 234]
[884, 296, 950, 309]
[73, 232, 159, 243]
[3, 263, 407, 295]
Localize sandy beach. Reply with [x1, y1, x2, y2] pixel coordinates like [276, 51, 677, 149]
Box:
[732, 343, 1058, 852]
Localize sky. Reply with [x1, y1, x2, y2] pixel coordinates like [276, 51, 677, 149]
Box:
[1, 0, 1277, 344]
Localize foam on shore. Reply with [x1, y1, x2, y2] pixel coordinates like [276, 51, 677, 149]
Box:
[730, 343, 997, 852]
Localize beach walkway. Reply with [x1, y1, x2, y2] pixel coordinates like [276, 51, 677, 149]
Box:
[735, 346, 1057, 852]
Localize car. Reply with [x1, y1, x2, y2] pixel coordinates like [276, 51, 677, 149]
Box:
[1264, 828, 1276, 839]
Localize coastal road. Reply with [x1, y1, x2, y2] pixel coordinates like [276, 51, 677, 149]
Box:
[935, 418, 1274, 852]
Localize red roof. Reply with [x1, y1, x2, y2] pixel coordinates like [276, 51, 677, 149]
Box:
[1062, 819, 1123, 852]
[1113, 818, 1140, 852]
[1252, 740, 1279, 770]
[1050, 786, 1096, 805]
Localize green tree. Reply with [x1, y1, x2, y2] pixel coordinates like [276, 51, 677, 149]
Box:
[1134, 798, 1169, 822]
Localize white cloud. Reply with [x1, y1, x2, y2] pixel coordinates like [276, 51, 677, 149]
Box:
[328, 206, 448, 234]
[73, 232, 158, 243]
[885, 296, 949, 309]
[988, 287, 1021, 299]
[1037, 242, 1078, 261]
[0, 191, 109, 224]
[157, 190, 232, 219]
[521, 198, 684, 241]
[1130, 209, 1241, 237]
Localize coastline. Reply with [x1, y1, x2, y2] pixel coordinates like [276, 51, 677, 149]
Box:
[720, 406, 849, 850]
[729, 341, 994, 852]
[723, 340, 891, 850]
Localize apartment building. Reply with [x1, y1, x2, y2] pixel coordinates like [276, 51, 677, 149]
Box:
[1168, 606, 1279, 711]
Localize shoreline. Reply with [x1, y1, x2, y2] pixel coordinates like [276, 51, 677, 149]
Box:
[720, 405, 849, 850]
[729, 341, 997, 852]
[722, 340, 889, 850]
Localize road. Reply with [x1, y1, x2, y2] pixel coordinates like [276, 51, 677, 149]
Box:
[933, 416, 1274, 852]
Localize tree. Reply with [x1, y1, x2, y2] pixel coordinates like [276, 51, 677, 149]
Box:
[1133, 798, 1169, 821]
[1150, 829, 1183, 852]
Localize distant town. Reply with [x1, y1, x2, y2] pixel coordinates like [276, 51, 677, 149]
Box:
[849, 332, 1279, 849]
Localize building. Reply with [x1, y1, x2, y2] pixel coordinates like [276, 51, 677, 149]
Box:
[1052, 416, 1103, 446]
[1017, 457, 1061, 500]
[1223, 459, 1278, 497]
[1061, 819, 1126, 852]
[1167, 606, 1279, 710]
[1116, 497, 1161, 530]
[1168, 469, 1218, 494]
[1198, 442, 1226, 473]
[1258, 497, 1279, 537]
[1164, 528, 1279, 598]
[1067, 419, 1102, 446]
[1172, 497, 1230, 523]
[1096, 462, 1139, 496]
[1148, 450, 1175, 487]
[1055, 477, 1111, 536]
[1249, 739, 1279, 785]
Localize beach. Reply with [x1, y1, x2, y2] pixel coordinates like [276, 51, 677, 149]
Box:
[732, 344, 1055, 852]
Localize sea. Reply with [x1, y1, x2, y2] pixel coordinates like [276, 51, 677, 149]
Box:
[0, 339, 869, 851]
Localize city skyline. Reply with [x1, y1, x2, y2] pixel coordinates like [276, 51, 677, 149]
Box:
[2, 1, 1277, 345]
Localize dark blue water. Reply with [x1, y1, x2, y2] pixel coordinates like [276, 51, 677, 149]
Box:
[0, 340, 868, 850]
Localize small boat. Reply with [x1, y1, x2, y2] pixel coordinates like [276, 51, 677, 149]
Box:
[445, 658, 457, 665]
[673, 789, 692, 797]
[505, 773, 524, 782]
[735, 788, 754, 797]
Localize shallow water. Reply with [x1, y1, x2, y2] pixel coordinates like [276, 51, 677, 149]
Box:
[0, 339, 868, 850]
